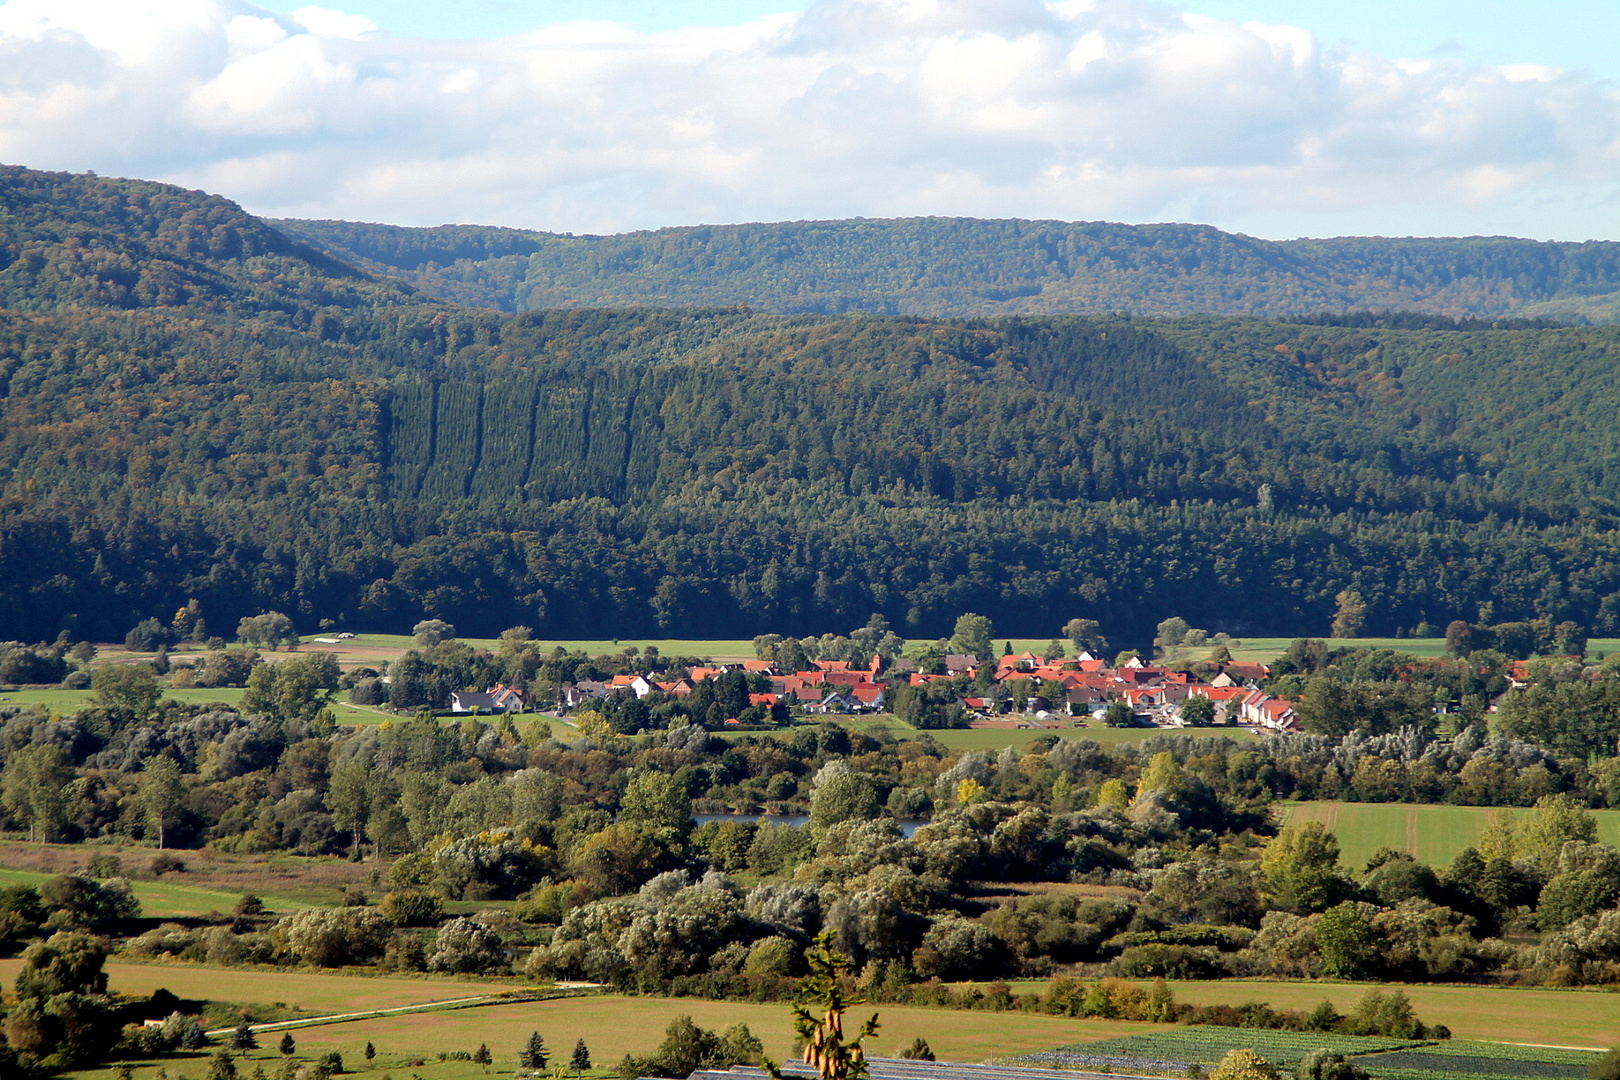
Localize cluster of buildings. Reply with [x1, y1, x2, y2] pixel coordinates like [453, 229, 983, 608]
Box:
[550, 649, 1296, 731]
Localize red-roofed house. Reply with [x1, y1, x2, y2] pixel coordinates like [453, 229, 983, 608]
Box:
[851, 685, 885, 709]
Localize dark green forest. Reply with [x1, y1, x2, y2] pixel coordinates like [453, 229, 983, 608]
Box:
[275, 215, 1620, 322]
[7, 165, 1620, 643]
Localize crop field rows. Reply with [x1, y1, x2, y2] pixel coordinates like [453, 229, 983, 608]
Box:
[1356, 1040, 1596, 1080]
[1041, 1027, 1429, 1069]
[1029, 1029, 1602, 1080]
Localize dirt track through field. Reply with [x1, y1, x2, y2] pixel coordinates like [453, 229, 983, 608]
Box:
[203, 993, 504, 1035]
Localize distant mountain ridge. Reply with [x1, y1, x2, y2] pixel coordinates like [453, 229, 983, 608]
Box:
[272, 215, 1620, 322]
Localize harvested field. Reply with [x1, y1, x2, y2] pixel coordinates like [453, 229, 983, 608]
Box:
[279, 993, 1159, 1064]
[993, 979, 1620, 1048]
[0, 958, 498, 1013]
[57, 989, 1164, 1080]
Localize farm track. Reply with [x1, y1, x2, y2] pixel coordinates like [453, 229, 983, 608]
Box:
[204, 986, 602, 1036]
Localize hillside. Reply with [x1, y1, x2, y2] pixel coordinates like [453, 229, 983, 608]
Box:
[6, 165, 1620, 644]
[273, 215, 1620, 322]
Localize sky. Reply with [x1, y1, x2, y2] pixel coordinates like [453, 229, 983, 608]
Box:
[0, 0, 1616, 240]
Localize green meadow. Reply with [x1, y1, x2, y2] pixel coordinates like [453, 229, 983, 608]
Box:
[1279, 800, 1620, 869]
[0, 865, 311, 918]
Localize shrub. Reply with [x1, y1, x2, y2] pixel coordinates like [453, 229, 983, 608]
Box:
[86, 854, 122, 879]
[125, 618, 171, 652]
[428, 917, 509, 974]
[150, 854, 187, 876]
[273, 907, 390, 967]
[380, 890, 444, 927]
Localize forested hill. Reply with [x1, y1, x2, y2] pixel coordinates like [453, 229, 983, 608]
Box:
[9, 163, 1620, 645]
[273, 215, 1620, 322]
[0, 166, 422, 319]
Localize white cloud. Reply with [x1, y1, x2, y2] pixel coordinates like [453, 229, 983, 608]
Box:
[289, 5, 375, 39]
[0, 0, 1616, 239]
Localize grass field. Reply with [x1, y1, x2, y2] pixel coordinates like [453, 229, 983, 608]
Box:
[1191, 636, 1620, 665]
[38, 961, 1620, 1079]
[256, 993, 1156, 1067]
[727, 715, 1255, 753]
[0, 865, 314, 918]
[1278, 801, 1620, 870]
[0, 841, 370, 909]
[993, 979, 1620, 1048]
[0, 684, 387, 722]
[0, 958, 490, 1012]
[53, 976, 1163, 1080]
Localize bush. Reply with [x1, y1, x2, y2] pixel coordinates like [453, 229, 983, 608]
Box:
[63, 669, 91, 689]
[1295, 1051, 1368, 1080]
[382, 930, 428, 972]
[86, 854, 122, 879]
[380, 890, 444, 927]
[1109, 944, 1229, 979]
[273, 907, 390, 967]
[150, 854, 187, 876]
[428, 916, 509, 974]
[125, 618, 171, 652]
[349, 677, 389, 706]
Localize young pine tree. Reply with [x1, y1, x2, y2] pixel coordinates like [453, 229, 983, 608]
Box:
[520, 1031, 549, 1072]
[280, 1032, 297, 1056]
[208, 1049, 239, 1080]
[365, 1042, 377, 1068]
[763, 932, 879, 1080]
[232, 1020, 259, 1053]
[571, 1039, 591, 1076]
[899, 1039, 934, 1061]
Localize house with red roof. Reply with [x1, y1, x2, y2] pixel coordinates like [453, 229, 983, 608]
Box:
[850, 685, 885, 709]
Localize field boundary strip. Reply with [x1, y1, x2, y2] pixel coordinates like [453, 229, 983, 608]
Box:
[204, 986, 603, 1036]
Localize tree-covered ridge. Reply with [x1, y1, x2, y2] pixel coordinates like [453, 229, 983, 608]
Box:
[10, 163, 1620, 642]
[0, 165, 418, 320]
[275, 214, 1620, 321]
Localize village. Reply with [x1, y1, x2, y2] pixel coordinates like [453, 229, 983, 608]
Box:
[512, 648, 1298, 733]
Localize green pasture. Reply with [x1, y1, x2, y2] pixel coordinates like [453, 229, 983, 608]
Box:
[1185, 635, 1620, 665]
[0, 684, 385, 722]
[0, 865, 309, 918]
[307, 633, 761, 658]
[1278, 801, 1620, 870]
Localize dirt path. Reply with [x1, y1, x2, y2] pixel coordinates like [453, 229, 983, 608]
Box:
[206, 985, 601, 1036]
